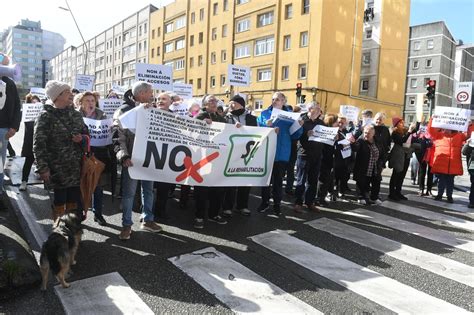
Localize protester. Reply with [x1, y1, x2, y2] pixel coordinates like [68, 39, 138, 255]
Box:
[462, 137, 474, 208]
[73, 92, 83, 110]
[294, 102, 324, 213]
[193, 94, 228, 228]
[373, 112, 392, 164]
[113, 81, 162, 240]
[318, 113, 339, 206]
[415, 122, 434, 196]
[333, 116, 352, 199]
[284, 102, 298, 196]
[19, 93, 41, 191]
[353, 109, 373, 139]
[222, 95, 258, 217]
[107, 90, 119, 99]
[34, 80, 87, 221]
[428, 118, 466, 203]
[257, 92, 303, 215]
[188, 102, 201, 118]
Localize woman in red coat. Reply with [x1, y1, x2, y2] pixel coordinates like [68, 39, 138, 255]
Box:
[428, 118, 466, 203]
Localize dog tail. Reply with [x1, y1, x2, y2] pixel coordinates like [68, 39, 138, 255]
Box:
[42, 235, 69, 275]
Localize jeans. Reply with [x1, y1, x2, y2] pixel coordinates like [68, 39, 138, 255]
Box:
[93, 186, 103, 215]
[154, 181, 172, 218]
[0, 128, 9, 194]
[262, 161, 287, 206]
[285, 148, 297, 192]
[418, 162, 433, 192]
[437, 174, 454, 198]
[121, 167, 154, 227]
[223, 186, 251, 210]
[295, 156, 321, 206]
[470, 170, 474, 205]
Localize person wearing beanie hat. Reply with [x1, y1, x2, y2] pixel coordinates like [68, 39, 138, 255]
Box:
[392, 117, 403, 128]
[34, 80, 87, 222]
[230, 94, 245, 108]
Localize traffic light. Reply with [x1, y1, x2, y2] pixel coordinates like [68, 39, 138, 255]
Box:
[426, 80, 436, 100]
[296, 83, 302, 97]
[301, 95, 306, 103]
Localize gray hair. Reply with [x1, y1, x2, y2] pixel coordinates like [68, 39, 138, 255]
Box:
[202, 94, 217, 105]
[307, 101, 320, 110]
[158, 91, 174, 99]
[272, 91, 286, 101]
[364, 124, 375, 132]
[374, 112, 386, 120]
[132, 81, 153, 97]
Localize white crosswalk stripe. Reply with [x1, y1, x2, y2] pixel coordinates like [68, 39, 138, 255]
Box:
[407, 194, 472, 213]
[250, 230, 471, 315]
[306, 217, 474, 287]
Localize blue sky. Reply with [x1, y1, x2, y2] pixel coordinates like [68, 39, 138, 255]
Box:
[410, 0, 474, 43]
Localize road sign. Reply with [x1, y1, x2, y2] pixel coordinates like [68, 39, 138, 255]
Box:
[455, 82, 472, 105]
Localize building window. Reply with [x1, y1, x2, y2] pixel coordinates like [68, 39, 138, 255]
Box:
[255, 37, 275, 56]
[254, 99, 263, 110]
[302, 0, 310, 14]
[222, 24, 228, 37]
[221, 49, 227, 62]
[152, 29, 155, 39]
[198, 55, 203, 66]
[157, 46, 161, 56]
[151, 48, 155, 58]
[212, 28, 217, 40]
[191, 12, 195, 24]
[257, 12, 274, 27]
[282, 66, 289, 80]
[165, 22, 174, 34]
[283, 35, 291, 50]
[175, 59, 185, 70]
[210, 76, 216, 88]
[409, 97, 415, 106]
[211, 52, 216, 64]
[220, 74, 226, 86]
[224, 0, 229, 11]
[189, 57, 194, 68]
[285, 4, 293, 19]
[300, 31, 308, 47]
[413, 60, 419, 69]
[427, 39, 434, 50]
[164, 42, 174, 53]
[298, 64, 307, 79]
[365, 28, 372, 39]
[199, 32, 204, 43]
[362, 52, 370, 65]
[189, 79, 193, 85]
[190, 35, 194, 46]
[164, 61, 174, 70]
[413, 41, 421, 51]
[257, 68, 272, 81]
[236, 19, 250, 33]
[426, 59, 432, 68]
[213, 3, 218, 15]
[176, 16, 186, 29]
[237, 0, 249, 4]
[361, 79, 369, 91]
[235, 43, 251, 58]
[424, 77, 431, 86]
[197, 78, 202, 89]
[175, 38, 185, 50]
[157, 27, 161, 37]
[200, 8, 204, 21]
[410, 78, 417, 88]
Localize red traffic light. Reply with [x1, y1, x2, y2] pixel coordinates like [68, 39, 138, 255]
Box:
[427, 80, 436, 88]
[296, 83, 302, 88]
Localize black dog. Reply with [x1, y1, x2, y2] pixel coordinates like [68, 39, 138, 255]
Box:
[40, 211, 83, 290]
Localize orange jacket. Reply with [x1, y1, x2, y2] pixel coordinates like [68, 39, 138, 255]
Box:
[428, 118, 466, 175]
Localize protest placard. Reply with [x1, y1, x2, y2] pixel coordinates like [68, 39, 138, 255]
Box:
[309, 125, 339, 145]
[75, 74, 95, 92]
[30, 87, 46, 98]
[112, 84, 127, 94]
[270, 108, 302, 134]
[21, 103, 43, 122]
[432, 106, 471, 132]
[170, 102, 189, 116]
[227, 64, 250, 86]
[99, 99, 123, 118]
[83, 118, 113, 147]
[173, 83, 193, 99]
[338, 139, 352, 159]
[129, 108, 276, 186]
[339, 105, 359, 123]
[135, 63, 173, 90]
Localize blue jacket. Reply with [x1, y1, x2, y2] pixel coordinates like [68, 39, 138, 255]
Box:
[257, 106, 303, 162]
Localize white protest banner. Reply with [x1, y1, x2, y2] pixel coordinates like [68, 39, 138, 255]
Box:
[455, 82, 472, 105]
[118, 104, 144, 133]
[227, 64, 250, 86]
[99, 99, 123, 118]
[309, 125, 339, 145]
[170, 102, 189, 116]
[339, 105, 359, 123]
[173, 83, 193, 100]
[83, 118, 113, 147]
[432, 106, 471, 132]
[135, 63, 173, 90]
[21, 103, 43, 122]
[30, 87, 46, 98]
[75, 74, 95, 92]
[129, 108, 277, 186]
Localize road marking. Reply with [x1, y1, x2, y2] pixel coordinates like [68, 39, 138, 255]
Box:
[250, 230, 471, 315]
[169, 247, 321, 315]
[407, 194, 471, 213]
[54, 272, 153, 314]
[343, 208, 474, 253]
[382, 200, 474, 232]
[306, 218, 474, 287]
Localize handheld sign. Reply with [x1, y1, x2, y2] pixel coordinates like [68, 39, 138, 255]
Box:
[75, 74, 95, 92]
[173, 83, 193, 100]
[99, 99, 123, 118]
[227, 64, 250, 86]
[21, 103, 43, 122]
[135, 63, 173, 91]
[339, 105, 359, 123]
[309, 125, 339, 145]
[30, 87, 46, 99]
[432, 106, 471, 132]
[83, 118, 113, 147]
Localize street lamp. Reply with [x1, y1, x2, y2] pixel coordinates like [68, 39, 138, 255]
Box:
[59, 0, 88, 74]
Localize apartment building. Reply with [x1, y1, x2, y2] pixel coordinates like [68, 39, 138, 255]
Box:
[50, 5, 157, 96]
[149, 0, 410, 116]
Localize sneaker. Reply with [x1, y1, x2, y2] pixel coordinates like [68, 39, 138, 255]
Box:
[208, 215, 227, 224]
[324, 195, 332, 203]
[194, 218, 204, 229]
[94, 214, 107, 226]
[258, 203, 270, 213]
[222, 209, 232, 218]
[273, 204, 281, 216]
[370, 198, 383, 205]
[19, 181, 27, 191]
[119, 226, 132, 240]
[294, 204, 305, 213]
[140, 221, 163, 233]
[447, 196, 453, 203]
[238, 208, 251, 216]
[358, 199, 367, 205]
[307, 204, 320, 213]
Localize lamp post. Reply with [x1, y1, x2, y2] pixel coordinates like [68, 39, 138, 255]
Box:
[59, 0, 88, 74]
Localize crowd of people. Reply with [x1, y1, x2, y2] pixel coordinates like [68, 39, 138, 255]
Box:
[1, 75, 474, 241]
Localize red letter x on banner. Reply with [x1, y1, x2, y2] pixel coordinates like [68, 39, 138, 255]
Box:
[175, 152, 220, 183]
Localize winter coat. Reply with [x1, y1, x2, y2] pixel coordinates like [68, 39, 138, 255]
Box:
[257, 106, 303, 162]
[428, 118, 466, 175]
[21, 121, 35, 159]
[0, 76, 21, 130]
[296, 112, 325, 160]
[374, 124, 391, 162]
[462, 143, 474, 171]
[352, 138, 384, 181]
[112, 90, 138, 163]
[33, 103, 87, 189]
[196, 107, 227, 123]
[225, 109, 257, 127]
[389, 129, 416, 172]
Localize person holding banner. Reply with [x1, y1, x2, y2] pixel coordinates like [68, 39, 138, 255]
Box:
[113, 81, 163, 240]
[257, 92, 303, 215]
[318, 114, 340, 206]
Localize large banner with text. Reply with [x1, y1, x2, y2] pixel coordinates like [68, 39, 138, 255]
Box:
[128, 108, 276, 186]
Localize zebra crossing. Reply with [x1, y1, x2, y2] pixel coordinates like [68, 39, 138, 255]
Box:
[169, 194, 474, 314]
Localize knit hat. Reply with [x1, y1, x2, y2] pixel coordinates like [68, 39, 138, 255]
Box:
[230, 95, 245, 108]
[392, 117, 403, 128]
[45, 80, 71, 101]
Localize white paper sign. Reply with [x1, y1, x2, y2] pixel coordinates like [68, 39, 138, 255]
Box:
[99, 99, 123, 118]
[341, 146, 352, 159]
[117, 104, 144, 133]
[83, 118, 113, 147]
[227, 64, 250, 86]
[135, 63, 173, 91]
[455, 82, 472, 105]
[75, 74, 95, 92]
[30, 87, 46, 98]
[129, 108, 277, 186]
[432, 106, 471, 132]
[469, 131, 474, 147]
[270, 108, 301, 122]
[309, 125, 339, 145]
[173, 83, 193, 100]
[21, 103, 43, 122]
[112, 84, 127, 94]
[339, 105, 360, 122]
[170, 102, 189, 116]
